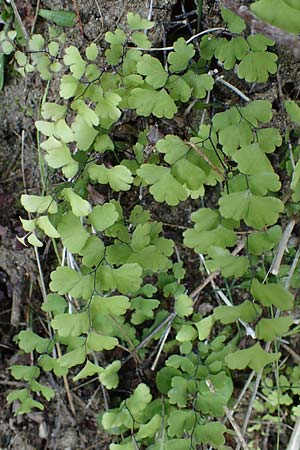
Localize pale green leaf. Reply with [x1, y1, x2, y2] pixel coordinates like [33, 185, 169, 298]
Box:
[127, 12, 154, 30]
[251, 278, 294, 310]
[167, 37, 195, 73]
[226, 342, 281, 372]
[137, 164, 188, 205]
[88, 203, 119, 231]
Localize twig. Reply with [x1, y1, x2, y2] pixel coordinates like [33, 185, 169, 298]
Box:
[281, 343, 300, 365]
[187, 140, 225, 180]
[135, 27, 226, 51]
[191, 240, 245, 299]
[72, 0, 84, 35]
[31, 0, 40, 35]
[151, 321, 172, 371]
[121, 313, 176, 366]
[206, 379, 250, 450]
[269, 217, 297, 276]
[286, 419, 300, 450]
[285, 244, 300, 289]
[10, 0, 28, 41]
[215, 75, 251, 102]
[219, 0, 300, 58]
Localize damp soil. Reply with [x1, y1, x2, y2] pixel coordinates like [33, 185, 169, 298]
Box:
[0, 1, 300, 449]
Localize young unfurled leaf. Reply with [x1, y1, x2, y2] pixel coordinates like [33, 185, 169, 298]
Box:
[168, 38, 195, 73]
[64, 46, 86, 79]
[88, 164, 133, 191]
[137, 55, 168, 88]
[137, 164, 188, 205]
[127, 12, 154, 30]
[88, 203, 119, 231]
[128, 87, 177, 119]
[251, 278, 294, 310]
[226, 342, 281, 372]
[219, 191, 284, 229]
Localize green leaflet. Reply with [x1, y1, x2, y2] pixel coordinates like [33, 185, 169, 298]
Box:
[57, 212, 89, 253]
[226, 342, 281, 372]
[214, 300, 262, 324]
[127, 13, 154, 30]
[219, 191, 284, 229]
[137, 164, 188, 205]
[168, 38, 195, 73]
[255, 317, 293, 341]
[251, 0, 300, 34]
[137, 55, 168, 88]
[50, 266, 94, 300]
[285, 100, 300, 124]
[88, 203, 119, 231]
[128, 87, 177, 119]
[183, 208, 236, 254]
[251, 279, 294, 310]
[88, 164, 133, 191]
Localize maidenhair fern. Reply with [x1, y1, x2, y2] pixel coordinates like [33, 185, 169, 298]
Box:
[4, 6, 300, 449]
